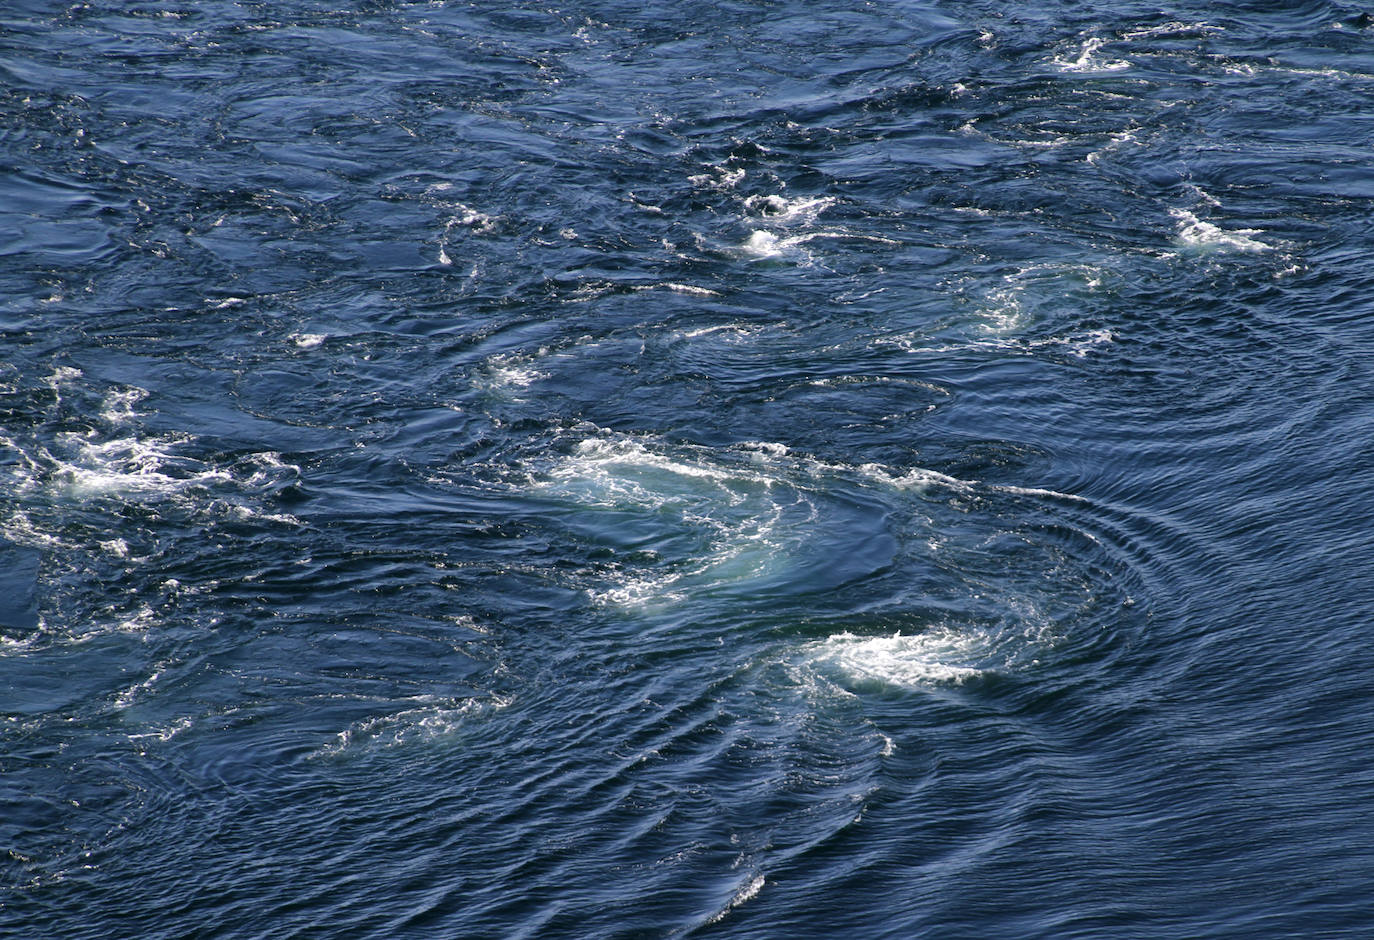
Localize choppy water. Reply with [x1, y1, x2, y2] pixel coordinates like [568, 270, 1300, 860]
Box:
[4, 1, 1374, 936]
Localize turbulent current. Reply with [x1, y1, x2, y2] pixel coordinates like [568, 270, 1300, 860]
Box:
[4, 1, 1374, 936]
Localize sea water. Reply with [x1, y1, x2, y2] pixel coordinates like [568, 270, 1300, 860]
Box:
[4, 1, 1374, 936]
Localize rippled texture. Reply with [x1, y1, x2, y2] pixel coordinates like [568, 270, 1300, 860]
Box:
[4, 1, 1374, 936]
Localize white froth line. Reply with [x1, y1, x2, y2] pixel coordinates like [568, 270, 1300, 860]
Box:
[128, 715, 194, 745]
[737, 228, 895, 259]
[855, 462, 970, 493]
[679, 324, 749, 339]
[632, 282, 721, 297]
[708, 874, 766, 924]
[320, 695, 513, 754]
[1054, 36, 1131, 72]
[565, 439, 741, 483]
[993, 483, 1088, 503]
[1120, 21, 1223, 40]
[546, 433, 1087, 534]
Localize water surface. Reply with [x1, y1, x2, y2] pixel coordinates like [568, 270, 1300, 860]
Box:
[4, 1, 1374, 936]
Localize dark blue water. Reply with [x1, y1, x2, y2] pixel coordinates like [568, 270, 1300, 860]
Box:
[4, 1, 1374, 936]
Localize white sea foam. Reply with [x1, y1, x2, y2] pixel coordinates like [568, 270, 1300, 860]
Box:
[544, 431, 980, 513]
[445, 204, 497, 233]
[244, 450, 300, 477]
[0, 507, 67, 551]
[856, 462, 970, 493]
[689, 165, 746, 190]
[48, 433, 231, 497]
[993, 483, 1089, 502]
[114, 662, 166, 709]
[537, 428, 1083, 613]
[977, 285, 1029, 334]
[1120, 21, 1223, 40]
[114, 603, 158, 635]
[738, 230, 799, 259]
[807, 629, 991, 687]
[590, 569, 687, 607]
[1054, 36, 1130, 73]
[537, 434, 806, 605]
[99, 537, 130, 558]
[479, 353, 546, 391]
[290, 332, 327, 349]
[1170, 208, 1270, 252]
[736, 229, 872, 261]
[44, 366, 82, 397]
[98, 387, 147, 424]
[548, 436, 746, 500]
[743, 194, 836, 225]
[741, 440, 789, 459]
[537, 430, 961, 608]
[628, 192, 665, 214]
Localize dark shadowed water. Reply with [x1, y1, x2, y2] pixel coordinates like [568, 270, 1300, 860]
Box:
[4, 1, 1374, 936]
